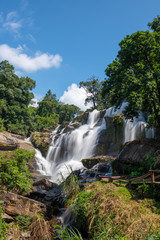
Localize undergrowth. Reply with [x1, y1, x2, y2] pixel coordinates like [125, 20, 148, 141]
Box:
[73, 182, 160, 240]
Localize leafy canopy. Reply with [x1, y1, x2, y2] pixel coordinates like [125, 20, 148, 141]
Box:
[102, 17, 160, 129]
[0, 149, 35, 193]
[80, 76, 103, 109]
[0, 60, 36, 134]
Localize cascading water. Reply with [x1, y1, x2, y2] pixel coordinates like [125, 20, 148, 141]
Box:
[35, 102, 155, 183]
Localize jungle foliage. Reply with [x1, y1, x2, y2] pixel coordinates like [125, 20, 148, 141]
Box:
[0, 149, 35, 193]
[102, 16, 160, 130]
[0, 61, 81, 134]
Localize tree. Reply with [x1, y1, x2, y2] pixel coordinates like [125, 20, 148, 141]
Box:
[79, 76, 102, 109]
[37, 90, 59, 130]
[37, 89, 58, 117]
[57, 103, 81, 124]
[102, 18, 160, 130]
[148, 15, 160, 32]
[0, 60, 36, 134]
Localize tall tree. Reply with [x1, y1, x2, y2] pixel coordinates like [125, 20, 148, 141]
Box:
[0, 60, 36, 133]
[148, 15, 160, 32]
[79, 76, 102, 109]
[37, 89, 58, 117]
[102, 18, 160, 130]
[57, 103, 81, 124]
[36, 90, 59, 131]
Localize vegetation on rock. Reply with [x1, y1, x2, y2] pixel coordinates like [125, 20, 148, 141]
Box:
[0, 149, 35, 193]
[74, 182, 160, 240]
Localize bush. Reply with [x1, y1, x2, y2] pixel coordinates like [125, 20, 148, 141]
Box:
[0, 201, 8, 240]
[0, 149, 35, 193]
[0, 118, 6, 132]
[14, 215, 32, 231]
[7, 122, 28, 135]
[60, 170, 80, 199]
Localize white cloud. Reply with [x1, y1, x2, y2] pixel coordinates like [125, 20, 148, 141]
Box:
[60, 83, 92, 111]
[0, 44, 63, 72]
[30, 93, 43, 108]
[3, 21, 22, 31]
[2, 11, 22, 33]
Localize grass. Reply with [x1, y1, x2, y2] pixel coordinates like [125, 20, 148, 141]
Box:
[73, 181, 160, 240]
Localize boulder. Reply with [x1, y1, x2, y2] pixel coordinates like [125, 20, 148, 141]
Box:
[72, 112, 89, 124]
[117, 140, 156, 165]
[0, 190, 46, 216]
[0, 132, 35, 152]
[94, 116, 124, 156]
[27, 178, 63, 207]
[0, 132, 18, 150]
[31, 132, 52, 157]
[80, 162, 112, 184]
[82, 155, 116, 169]
[63, 122, 81, 133]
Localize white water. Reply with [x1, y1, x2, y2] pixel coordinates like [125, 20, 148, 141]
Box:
[35, 103, 155, 183]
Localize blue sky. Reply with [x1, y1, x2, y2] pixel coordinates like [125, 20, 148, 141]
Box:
[0, 0, 160, 109]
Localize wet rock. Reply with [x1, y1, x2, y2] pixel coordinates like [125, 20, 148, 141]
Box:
[80, 162, 112, 184]
[117, 140, 156, 165]
[94, 116, 124, 156]
[72, 112, 89, 124]
[63, 123, 81, 133]
[27, 178, 64, 208]
[0, 190, 46, 216]
[31, 132, 52, 157]
[82, 155, 115, 169]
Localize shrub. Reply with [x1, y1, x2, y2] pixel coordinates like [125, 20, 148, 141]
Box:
[60, 169, 80, 199]
[14, 215, 32, 231]
[0, 118, 6, 132]
[0, 149, 35, 193]
[0, 201, 8, 240]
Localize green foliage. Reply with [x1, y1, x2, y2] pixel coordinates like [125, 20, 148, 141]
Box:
[102, 18, 160, 130]
[57, 103, 81, 124]
[0, 118, 6, 132]
[74, 190, 93, 234]
[148, 15, 160, 32]
[0, 60, 36, 134]
[7, 122, 28, 135]
[36, 115, 59, 131]
[0, 149, 34, 193]
[136, 184, 160, 199]
[54, 225, 83, 240]
[92, 219, 124, 240]
[79, 76, 104, 110]
[37, 90, 58, 117]
[123, 153, 158, 176]
[149, 231, 160, 240]
[14, 215, 32, 231]
[60, 170, 80, 199]
[113, 113, 124, 126]
[0, 201, 8, 240]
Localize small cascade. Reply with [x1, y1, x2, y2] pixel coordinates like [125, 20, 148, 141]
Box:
[35, 103, 155, 183]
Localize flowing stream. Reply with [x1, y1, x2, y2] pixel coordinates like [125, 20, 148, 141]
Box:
[35, 103, 155, 183]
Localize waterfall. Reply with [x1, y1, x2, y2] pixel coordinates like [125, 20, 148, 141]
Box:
[35, 103, 155, 183]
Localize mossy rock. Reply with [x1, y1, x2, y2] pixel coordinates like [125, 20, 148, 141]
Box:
[31, 132, 52, 157]
[82, 155, 116, 169]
